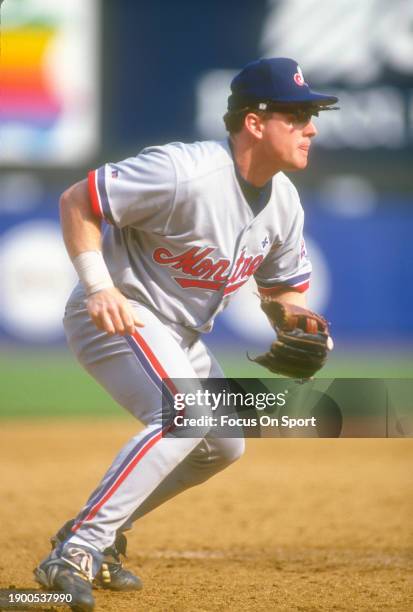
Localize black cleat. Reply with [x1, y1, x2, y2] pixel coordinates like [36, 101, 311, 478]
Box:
[94, 532, 143, 591]
[34, 543, 101, 612]
[52, 520, 143, 592]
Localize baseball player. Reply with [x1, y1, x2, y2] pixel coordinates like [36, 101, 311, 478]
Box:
[34, 58, 337, 611]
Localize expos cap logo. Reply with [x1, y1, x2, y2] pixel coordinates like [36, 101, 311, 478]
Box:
[293, 65, 305, 86]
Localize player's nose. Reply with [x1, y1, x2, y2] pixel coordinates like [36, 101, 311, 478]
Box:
[305, 119, 318, 138]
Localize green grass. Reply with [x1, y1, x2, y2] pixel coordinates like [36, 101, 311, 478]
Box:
[0, 350, 121, 418]
[0, 347, 411, 418]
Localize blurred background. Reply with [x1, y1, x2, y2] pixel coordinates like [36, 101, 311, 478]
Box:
[1, 0, 412, 417]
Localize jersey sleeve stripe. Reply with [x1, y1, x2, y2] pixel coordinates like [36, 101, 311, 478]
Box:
[257, 271, 311, 288]
[96, 166, 115, 225]
[71, 331, 184, 530]
[87, 170, 103, 219]
[258, 279, 310, 296]
[257, 271, 311, 295]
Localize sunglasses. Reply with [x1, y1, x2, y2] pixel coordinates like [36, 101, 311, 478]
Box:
[255, 102, 339, 124]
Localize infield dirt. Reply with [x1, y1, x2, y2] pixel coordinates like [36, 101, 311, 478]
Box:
[1, 421, 412, 611]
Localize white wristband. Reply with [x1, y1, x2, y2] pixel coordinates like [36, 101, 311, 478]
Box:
[72, 251, 114, 296]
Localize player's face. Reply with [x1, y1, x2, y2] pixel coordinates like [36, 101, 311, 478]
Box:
[260, 111, 318, 171]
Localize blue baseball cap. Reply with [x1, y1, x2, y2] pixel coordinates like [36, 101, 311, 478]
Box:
[228, 57, 338, 111]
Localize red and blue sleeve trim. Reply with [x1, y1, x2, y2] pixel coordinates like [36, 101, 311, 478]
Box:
[257, 272, 310, 296]
[87, 168, 115, 225]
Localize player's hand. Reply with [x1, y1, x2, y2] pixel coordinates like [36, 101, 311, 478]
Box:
[87, 287, 144, 336]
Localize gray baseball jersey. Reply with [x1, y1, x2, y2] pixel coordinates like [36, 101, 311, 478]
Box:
[61, 138, 312, 553]
[80, 139, 311, 331]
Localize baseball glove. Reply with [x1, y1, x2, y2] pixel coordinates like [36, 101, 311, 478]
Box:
[249, 299, 333, 379]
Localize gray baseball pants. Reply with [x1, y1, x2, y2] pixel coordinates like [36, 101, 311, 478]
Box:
[62, 299, 244, 551]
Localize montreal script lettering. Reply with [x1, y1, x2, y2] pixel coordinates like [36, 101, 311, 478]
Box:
[153, 246, 264, 294]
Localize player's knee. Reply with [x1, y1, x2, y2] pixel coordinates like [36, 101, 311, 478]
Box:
[215, 437, 245, 465]
[185, 437, 245, 486]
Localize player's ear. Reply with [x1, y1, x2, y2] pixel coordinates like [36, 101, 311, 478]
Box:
[244, 112, 265, 140]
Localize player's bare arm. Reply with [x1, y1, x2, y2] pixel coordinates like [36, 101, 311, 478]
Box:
[265, 288, 307, 307]
[60, 180, 143, 335]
